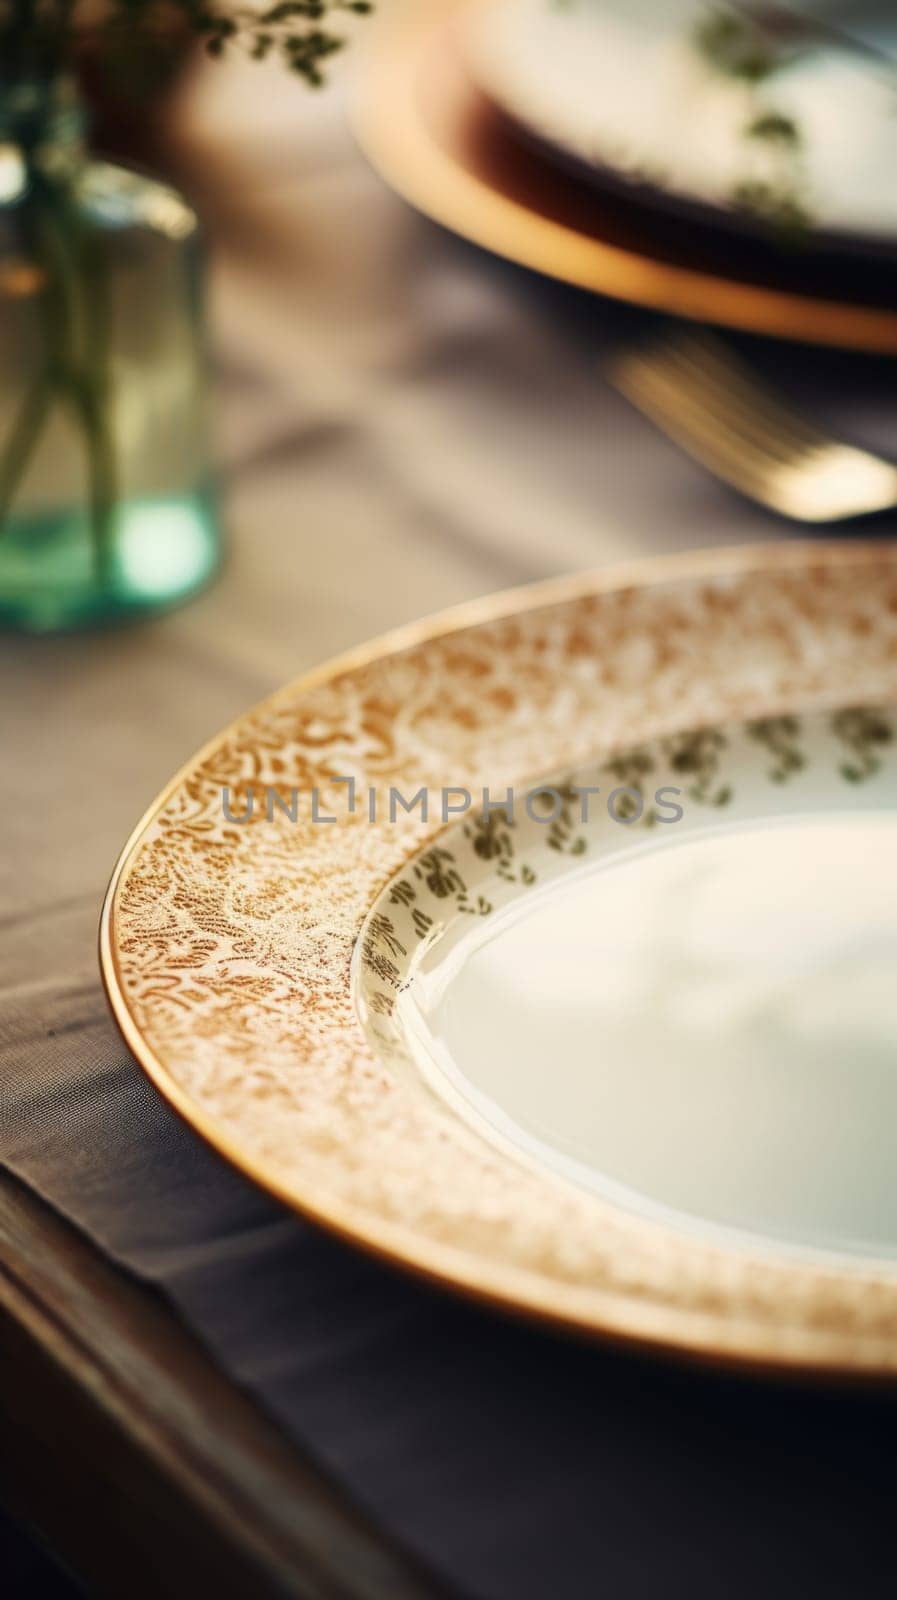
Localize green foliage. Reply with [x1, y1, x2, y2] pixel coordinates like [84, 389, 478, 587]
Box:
[694, 6, 813, 234]
[746, 110, 800, 148]
[0, 0, 373, 90]
[693, 10, 779, 83]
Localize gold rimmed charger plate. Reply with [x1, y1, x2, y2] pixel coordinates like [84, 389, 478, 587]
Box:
[103, 542, 897, 1378]
[352, 0, 897, 354]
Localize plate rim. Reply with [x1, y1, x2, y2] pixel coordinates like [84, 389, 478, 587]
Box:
[351, 0, 897, 354]
[101, 539, 897, 1380]
[465, 0, 897, 265]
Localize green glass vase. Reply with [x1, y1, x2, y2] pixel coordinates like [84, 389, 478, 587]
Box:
[0, 76, 219, 632]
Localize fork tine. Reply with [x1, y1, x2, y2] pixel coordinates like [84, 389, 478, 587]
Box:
[624, 332, 826, 469]
[610, 334, 897, 522]
[612, 345, 804, 478]
[656, 333, 826, 460]
[663, 331, 824, 432]
[635, 350, 821, 478]
[612, 354, 794, 502]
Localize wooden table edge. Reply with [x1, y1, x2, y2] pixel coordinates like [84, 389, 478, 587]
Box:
[0, 1166, 449, 1600]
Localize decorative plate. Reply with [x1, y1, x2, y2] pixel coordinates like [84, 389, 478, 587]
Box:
[466, 0, 897, 255]
[103, 543, 897, 1376]
[353, 0, 897, 354]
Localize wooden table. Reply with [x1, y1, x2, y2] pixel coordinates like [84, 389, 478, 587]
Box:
[0, 1170, 447, 1598]
[0, 64, 476, 1598]
[0, 47, 804, 1598]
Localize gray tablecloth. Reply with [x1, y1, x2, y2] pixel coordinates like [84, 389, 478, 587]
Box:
[4, 54, 897, 1599]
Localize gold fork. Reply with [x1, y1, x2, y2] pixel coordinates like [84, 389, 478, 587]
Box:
[608, 328, 897, 522]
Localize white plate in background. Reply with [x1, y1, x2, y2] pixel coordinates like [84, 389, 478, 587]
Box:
[465, 0, 897, 251]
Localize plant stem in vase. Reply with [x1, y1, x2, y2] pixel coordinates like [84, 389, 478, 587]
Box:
[0, 70, 218, 630]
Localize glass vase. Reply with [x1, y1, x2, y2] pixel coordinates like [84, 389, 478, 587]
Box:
[0, 76, 219, 632]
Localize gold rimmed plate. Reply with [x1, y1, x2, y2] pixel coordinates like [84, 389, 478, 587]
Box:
[352, 0, 897, 353]
[103, 543, 897, 1377]
[466, 0, 897, 260]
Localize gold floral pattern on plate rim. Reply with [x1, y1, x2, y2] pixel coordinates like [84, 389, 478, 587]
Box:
[101, 542, 897, 1379]
[354, 701, 897, 1092]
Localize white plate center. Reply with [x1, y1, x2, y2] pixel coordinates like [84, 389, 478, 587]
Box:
[412, 814, 897, 1261]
